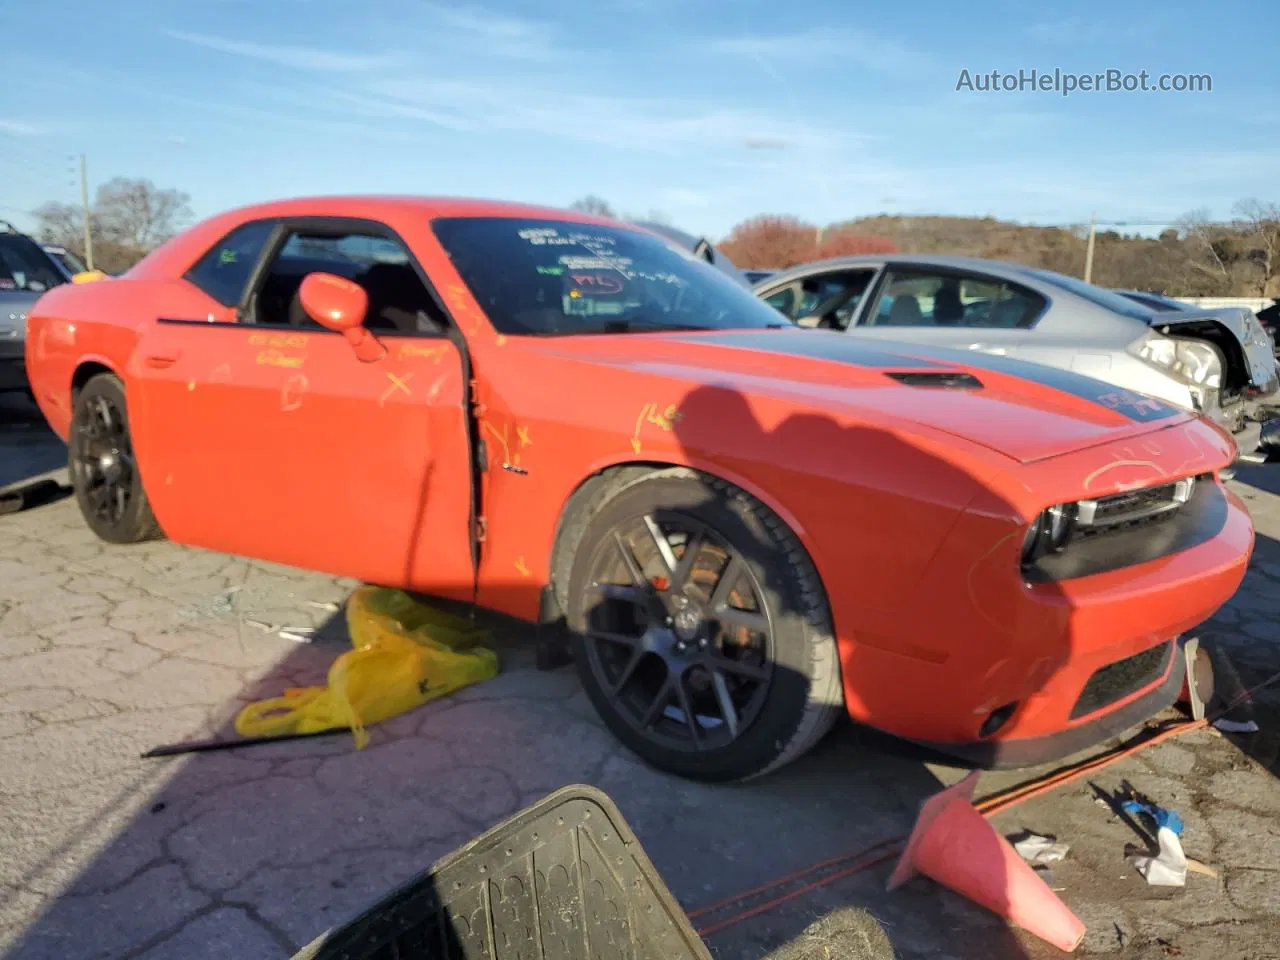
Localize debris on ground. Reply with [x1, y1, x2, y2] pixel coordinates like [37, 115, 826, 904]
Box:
[1212, 718, 1260, 734]
[235, 587, 499, 749]
[1010, 831, 1071, 864]
[1185, 859, 1219, 878]
[278, 626, 316, 643]
[1121, 797, 1188, 887]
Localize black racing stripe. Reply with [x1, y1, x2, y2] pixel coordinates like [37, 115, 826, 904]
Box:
[681, 329, 1181, 423]
[679, 330, 944, 368]
[935, 348, 1181, 422]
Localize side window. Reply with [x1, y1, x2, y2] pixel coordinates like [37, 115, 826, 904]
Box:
[868, 269, 1044, 328]
[765, 271, 877, 329]
[250, 227, 447, 335]
[184, 221, 276, 307]
[763, 286, 798, 317]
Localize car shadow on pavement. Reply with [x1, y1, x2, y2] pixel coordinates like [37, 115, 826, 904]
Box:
[0, 393, 70, 496]
[6, 383, 1261, 960]
[1194, 462, 1280, 782]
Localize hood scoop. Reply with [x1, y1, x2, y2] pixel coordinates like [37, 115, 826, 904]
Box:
[885, 371, 984, 389]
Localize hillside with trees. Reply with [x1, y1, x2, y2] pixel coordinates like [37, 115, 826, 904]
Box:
[23, 182, 1279, 299]
[727, 202, 1279, 298]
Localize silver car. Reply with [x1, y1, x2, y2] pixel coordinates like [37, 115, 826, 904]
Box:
[0, 223, 69, 393]
[752, 254, 1279, 458]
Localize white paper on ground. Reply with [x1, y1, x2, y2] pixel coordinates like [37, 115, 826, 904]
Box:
[1130, 826, 1188, 887]
[1012, 833, 1070, 864]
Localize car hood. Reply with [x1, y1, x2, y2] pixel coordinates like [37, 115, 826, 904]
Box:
[1146, 306, 1278, 391]
[542, 328, 1198, 464]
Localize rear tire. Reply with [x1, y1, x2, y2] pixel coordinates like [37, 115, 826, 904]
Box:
[68, 373, 163, 544]
[565, 468, 843, 782]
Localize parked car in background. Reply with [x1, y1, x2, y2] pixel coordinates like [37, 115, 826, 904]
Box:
[23, 195, 1255, 781]
[1, 221, 70, 393]
[630, 220, 752, 287]
[42, 244, 90, 280]
[1114, 290, 1279, 380]
[1113, 289, 1194, 312]
[751, 254, 1279, 460]
[1255, 299, 1280, 361]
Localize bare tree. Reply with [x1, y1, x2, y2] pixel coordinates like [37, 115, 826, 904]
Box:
[1177, 208, 1237, 295]
[94, 177, 192, 252]
[1233, 198, 1280, 297]
[568, 195, 616, 218]
[33, 178, 192, 274]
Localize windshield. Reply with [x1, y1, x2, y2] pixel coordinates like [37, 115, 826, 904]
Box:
[45, 246, 88, 276]
[0, 235, 66, 294]
[431, 217, 792, 336]
[1027, 268, 1155, 321]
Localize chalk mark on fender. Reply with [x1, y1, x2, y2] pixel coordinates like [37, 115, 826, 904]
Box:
[380, 372, 415, 407]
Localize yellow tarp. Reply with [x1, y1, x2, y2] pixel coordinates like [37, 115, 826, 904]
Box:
[235, 587, 498, 749]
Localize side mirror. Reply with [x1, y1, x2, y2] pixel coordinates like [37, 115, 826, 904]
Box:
[298, 272, 385, 362]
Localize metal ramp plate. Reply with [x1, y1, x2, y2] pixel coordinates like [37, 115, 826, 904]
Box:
[292, 783, 712, 960]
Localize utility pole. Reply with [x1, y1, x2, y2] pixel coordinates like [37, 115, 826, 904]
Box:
[1083, 211, 1096, 284]
[79, 153, 94, 271]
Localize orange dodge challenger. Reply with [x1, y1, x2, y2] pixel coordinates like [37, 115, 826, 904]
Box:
[25, 197, 1253, 782]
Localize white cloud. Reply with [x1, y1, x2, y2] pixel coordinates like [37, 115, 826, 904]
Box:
[0, 119, 44, 136]
[703, 28, 928, 73]
[419, 4, 559, 61]
[350, 77, 844, 154]
[163, 29, 401, 72]
[1026, 16, 1150, 43]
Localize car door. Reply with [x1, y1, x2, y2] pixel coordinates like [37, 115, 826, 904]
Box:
[129, 216, 475, 593]
[846, 264, 1045, 357]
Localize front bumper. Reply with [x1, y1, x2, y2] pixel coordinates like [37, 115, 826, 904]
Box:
[836, 418, 1252, 769]
[908, 637, 1186, 769]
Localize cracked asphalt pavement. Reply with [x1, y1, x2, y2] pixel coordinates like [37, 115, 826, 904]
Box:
[3, 398, 1280, 960]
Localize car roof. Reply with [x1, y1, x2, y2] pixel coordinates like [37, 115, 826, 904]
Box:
[213, 195, 620, 224]
[129, 195, 648, 279]
[758, 252, 1057, 286]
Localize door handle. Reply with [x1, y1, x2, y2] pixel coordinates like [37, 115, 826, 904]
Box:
[144, 351, 182, 368]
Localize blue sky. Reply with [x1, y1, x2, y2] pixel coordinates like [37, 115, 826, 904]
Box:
[2, 0, 1277, 239]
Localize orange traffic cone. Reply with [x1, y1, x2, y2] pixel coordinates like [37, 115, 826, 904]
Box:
[887, 772, 1086, 953]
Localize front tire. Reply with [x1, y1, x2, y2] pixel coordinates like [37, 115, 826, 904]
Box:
[68, 373, 162, 544]
[565, 469, 843, 782]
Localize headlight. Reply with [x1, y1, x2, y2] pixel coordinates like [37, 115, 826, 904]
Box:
[1021, 503, 1076, 565]
[1131, 332, 1222, 387]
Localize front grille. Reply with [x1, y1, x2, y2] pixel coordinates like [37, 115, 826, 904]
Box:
[1070, 640, 1174, 720]
[1073, 475, 1200, 542]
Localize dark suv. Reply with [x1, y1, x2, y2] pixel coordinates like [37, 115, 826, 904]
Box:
[0, 222, 69, 393]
